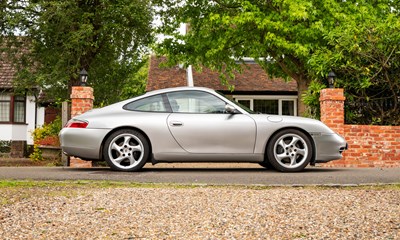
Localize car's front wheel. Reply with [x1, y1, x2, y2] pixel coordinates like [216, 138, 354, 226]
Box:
[259, 158, 275, 170]
[103, 129, 149, 171]
[267, 129, 312, 172]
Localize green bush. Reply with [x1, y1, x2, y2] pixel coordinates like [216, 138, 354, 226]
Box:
[32, 117, 62, 143]
[302, 80, 326, 120]
[0, 141, 11, 153]
[30, 117, 62, 161]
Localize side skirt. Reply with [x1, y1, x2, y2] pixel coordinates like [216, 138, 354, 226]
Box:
[151, 153, 264, 164]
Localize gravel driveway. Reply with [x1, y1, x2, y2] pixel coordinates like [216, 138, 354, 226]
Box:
[0, 184, 399, 239]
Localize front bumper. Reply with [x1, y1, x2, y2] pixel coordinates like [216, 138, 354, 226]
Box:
[312, 133, 348, 163]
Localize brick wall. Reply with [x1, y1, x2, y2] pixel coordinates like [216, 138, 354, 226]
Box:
[343, 125, 400, 167]
[10, 141, 26, 158]
[69, 86, 93, 168]
[320, 88, 400, 167]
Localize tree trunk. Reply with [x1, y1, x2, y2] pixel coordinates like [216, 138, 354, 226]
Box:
[296, 77, 310, 117]
[274, 58, 310, 117]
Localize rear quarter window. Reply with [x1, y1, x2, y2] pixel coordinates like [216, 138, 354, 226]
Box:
[123, 94, 167, 112]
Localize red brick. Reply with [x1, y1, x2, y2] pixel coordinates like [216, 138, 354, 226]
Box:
[70, 87, 94, 167]
[319, 88, 400, 168]
[70, 157, 92, 168]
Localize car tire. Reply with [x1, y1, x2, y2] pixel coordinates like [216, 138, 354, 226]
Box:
[103, 129, 149, 171]
[259, 159, 275, 170]
[267, 129, 312, 172]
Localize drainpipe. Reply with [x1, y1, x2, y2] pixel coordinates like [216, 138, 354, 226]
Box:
[182, 22, 194, 87]
[187, 65, 194, 87]
[34, 95, 37, 129]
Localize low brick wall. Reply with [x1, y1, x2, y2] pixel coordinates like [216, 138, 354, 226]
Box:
[10, 141, 27, 158]
[320, 89, 400, 167]
[341, 125, 400, 167]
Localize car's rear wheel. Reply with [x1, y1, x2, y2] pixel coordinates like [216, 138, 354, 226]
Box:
[103, 129, 149, 171]
[267, 129, 312, 172]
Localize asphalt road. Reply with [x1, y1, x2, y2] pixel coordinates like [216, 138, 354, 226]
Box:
[0, 163, 399, 186]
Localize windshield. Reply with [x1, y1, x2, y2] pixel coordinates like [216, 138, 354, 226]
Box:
[215, 91, 255, 114]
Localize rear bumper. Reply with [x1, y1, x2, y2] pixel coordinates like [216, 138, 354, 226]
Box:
[59, 128, 110, 160]
[312, 133, 348, 163]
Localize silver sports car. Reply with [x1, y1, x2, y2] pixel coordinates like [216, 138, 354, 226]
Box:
[60, 87, 347, 172]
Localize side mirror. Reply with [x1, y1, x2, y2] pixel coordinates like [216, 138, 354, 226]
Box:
[225, 104, 239, 114]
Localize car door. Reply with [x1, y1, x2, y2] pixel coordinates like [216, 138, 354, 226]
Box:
[166, 90, 256, 154]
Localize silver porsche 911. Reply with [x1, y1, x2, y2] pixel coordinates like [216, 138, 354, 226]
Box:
[60, 87, 347, 172]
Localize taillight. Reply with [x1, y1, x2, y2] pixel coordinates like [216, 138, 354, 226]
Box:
[64, 119, 89, 128]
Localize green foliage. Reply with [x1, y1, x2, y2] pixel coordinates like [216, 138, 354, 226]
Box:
[154, 0, 342, 114]
[1, 0, 153, 106]
[154, 0, 400, 124]
[302, 80, 326, 120]
[30, 117, 62, 161]
[29, 144, 43, 162]
[307, 1, 400, 125]
[95, 57, 149, 107]
[31, 117, 62, 144]
[0, 141, 11, 153]
[120, 57, 149, 100]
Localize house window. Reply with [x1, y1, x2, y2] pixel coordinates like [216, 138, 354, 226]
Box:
[0, 93, 26, 123]
[234, 95, 297, 116]
[282, 100, 295, 116]
[237, 100, 250, 109]
[13, 96, 25, 123]
[0, 94, 11, 122]
[254, 99, 279, 115]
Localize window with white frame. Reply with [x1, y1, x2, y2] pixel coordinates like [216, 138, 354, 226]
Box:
[0, 92, 26, 123]
[234, 95, 297, 116]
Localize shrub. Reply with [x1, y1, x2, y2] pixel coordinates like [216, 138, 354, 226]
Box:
[30, 117, 62, 161]
[0, 141, 11, 153]
[32, 117, 62, 146]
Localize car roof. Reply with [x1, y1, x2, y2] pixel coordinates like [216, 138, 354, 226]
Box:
[112, 86, 218, 107]
[143, 86, 216, 96]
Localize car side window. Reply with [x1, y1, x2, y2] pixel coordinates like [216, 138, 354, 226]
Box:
[166, 91, 227, 114]
[124, 94, 167, 112]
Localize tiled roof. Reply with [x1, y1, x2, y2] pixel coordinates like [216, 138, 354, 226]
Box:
[147, 56, 297, 93]
[147, 56, 188, 91]
[0, 54, 16, 89]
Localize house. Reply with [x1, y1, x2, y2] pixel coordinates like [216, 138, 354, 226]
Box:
[147, 56, 298, 115]
[0, 55, 45, 157]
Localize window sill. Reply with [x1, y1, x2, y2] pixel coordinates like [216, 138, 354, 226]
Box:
[0, 122, 28, 125]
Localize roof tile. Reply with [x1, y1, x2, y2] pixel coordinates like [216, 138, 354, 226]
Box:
[0, 55, 16, 89]
[147, 56, 297, 93]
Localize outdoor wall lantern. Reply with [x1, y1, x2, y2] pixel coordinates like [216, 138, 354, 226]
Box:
[79, 68, 88, 86]
[327, 71, 336, 88]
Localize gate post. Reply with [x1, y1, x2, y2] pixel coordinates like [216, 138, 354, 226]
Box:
[69, 86, 94, 168]
[319, 88, 345, 136]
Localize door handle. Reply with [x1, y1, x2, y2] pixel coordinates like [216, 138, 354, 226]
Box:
[170, 121, 183, 126]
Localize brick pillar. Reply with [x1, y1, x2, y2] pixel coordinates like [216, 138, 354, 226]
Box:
[10, 141, 27, 158]
[70, 86, 94, 168]
[319, 88, 345, 136]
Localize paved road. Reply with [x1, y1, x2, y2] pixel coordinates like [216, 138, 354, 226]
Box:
[0, 163, 399, 186]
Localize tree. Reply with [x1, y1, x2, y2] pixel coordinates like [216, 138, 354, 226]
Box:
[307, 2, 400, 125]
[1, 0, 153, 105]
[301, 1, 400, 124]
[154, 0, 399, 119]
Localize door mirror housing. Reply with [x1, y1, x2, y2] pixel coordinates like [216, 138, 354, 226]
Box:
[225, 104, 240, 114]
